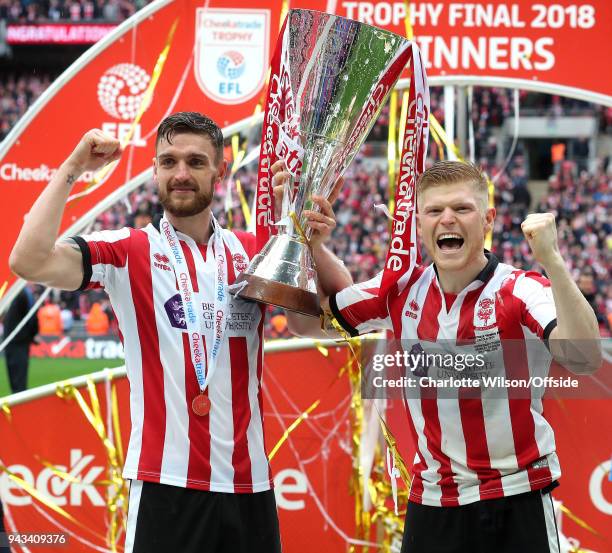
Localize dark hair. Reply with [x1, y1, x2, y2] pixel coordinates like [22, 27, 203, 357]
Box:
[156, 112, 223, 162]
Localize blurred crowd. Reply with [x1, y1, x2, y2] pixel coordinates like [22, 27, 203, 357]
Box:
[0, 73, 54, 141]
[29, 147, 608, 340]
[1, 77, 610, 339]
[0, 0, 149, 22]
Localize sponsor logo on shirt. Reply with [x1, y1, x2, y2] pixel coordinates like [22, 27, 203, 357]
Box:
[405, 299, 420, 319]
[232, 253, 248, 273]
[164, 293, 187, 330]
[153, 252, 172, 272]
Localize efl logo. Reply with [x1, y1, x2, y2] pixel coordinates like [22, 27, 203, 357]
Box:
[97, 63, 152, 146]
[195, 8, 269, 104]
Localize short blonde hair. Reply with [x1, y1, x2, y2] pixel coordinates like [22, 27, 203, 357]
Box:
[417, 160, 489, 212]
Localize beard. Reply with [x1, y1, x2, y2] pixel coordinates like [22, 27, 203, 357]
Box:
[159, 179, 213, 217]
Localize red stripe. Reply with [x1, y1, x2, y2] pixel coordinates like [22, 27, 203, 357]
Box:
[404, 397, 426, 503]
[88, 237, 129, 267]
[232, 230, 257, 258]
[416, 279, 460, 505]
[522, 305, 546, 339]
[341, 294, 388, 330]
[224, 243, 236, 285]
[197, 243, 208, 262]
[180, 241, 199, 293]
[389, 267, 424, 334]
[497, 277, 552, 490]
[130, 231, 166, 481]
[255, 312, 272, 482]
[457, 287, 504, 500]
[229, 336, 253, 493]
[522, 271, 551, 288]
[85, 282, 104, 291]
[417, 278, 441, 341]
[184, 333, 211, 490]
[456, 289, 479, 346]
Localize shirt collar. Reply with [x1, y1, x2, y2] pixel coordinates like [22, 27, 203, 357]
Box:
[432, 251, 499, 291]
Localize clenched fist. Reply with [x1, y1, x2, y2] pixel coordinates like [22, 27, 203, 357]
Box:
[521, 213, 562, 269]
[65, 129, 123, 176]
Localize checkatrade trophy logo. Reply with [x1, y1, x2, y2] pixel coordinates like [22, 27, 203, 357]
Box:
[195, 8, 270, 104]
[96, 63, 152, 146]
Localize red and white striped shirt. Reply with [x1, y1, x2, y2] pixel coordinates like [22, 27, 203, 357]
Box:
[72, 223, 272, 493]
[331, 254, 561, 506]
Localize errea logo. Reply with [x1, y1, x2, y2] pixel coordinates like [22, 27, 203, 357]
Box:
[153, 253, 172, 271]
[405, 299, 420, 319]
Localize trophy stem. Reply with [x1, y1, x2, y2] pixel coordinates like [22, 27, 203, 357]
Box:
[233, 272, 321, 317]
[231, 234, 321, 317]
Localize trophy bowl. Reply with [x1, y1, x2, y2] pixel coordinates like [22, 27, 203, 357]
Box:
[233, 9, 412, 316]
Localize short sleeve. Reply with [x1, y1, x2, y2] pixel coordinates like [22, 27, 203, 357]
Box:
[329, 271, 392, 336]
[70, 228, 131, 291]
[512, 272, 557, 343]
[231, 230, 257, 259]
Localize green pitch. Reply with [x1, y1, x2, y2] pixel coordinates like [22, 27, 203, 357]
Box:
[0, 357, 125, 398]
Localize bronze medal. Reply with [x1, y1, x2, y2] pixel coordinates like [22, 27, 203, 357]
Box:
[192, 394, 211, 416]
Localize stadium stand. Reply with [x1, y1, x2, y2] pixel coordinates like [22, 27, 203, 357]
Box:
[0, 56, 609, 338]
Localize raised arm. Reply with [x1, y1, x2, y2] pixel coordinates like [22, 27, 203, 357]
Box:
[9, 129, 122, 290]
[521, 213, 602, 374]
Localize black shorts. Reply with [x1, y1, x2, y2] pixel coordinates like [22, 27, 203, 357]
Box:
[401, 485, 561, 553]
[125, 480, 282, 553]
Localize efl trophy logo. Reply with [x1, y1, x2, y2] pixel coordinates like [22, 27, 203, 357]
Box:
[96, 63, 152, 146]
[217, 51, 246, 80]
[195, 8, 269, 104]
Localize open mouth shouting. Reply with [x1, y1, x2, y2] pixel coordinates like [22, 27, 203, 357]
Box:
[436, 233, 465, 252]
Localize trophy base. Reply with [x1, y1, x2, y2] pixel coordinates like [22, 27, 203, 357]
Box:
[233, 273, 321, 317]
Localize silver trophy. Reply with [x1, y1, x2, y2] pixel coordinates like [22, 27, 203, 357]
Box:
[234, 9, 411, 316]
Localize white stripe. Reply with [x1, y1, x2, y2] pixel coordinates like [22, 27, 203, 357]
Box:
[81, 228, 130, 287]
[208, 335, 236, 490]
[406, 397, 443, 505]
[512, 273, 557, 330]
[124, 480, 143, 553]
[112, 258, 145, 479]
[436, 292, 476, 505]
[81, 227, 131, 243]
[224, 230, 270, 491]
[246, 325, 270, 491]
[478, 274, 522, 493]
[154, 243, 190, 486]
[191, 241, 235, 491]
[542, 491, 561, 553]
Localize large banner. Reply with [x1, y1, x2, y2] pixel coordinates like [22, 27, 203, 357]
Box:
[1, 0, 611, 311]
[2, 344, 611, 551]
[0, 345, 356, 552]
